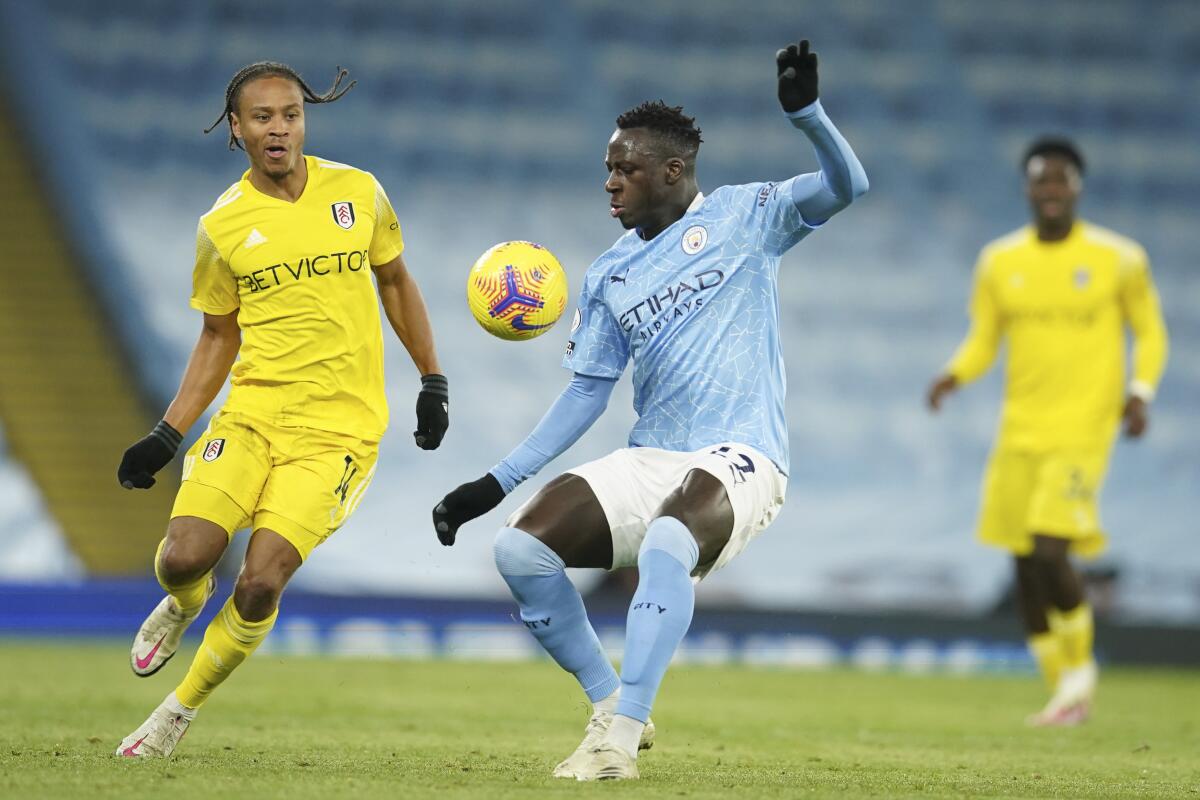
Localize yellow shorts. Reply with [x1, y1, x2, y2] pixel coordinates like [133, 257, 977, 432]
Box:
[171, 411, 378, 561]
[976, 446, 1111, 558]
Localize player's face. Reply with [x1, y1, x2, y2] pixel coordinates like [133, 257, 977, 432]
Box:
[604, 129, 676, 230]
[1025, 154, 1081, 227]
[230, 76, 306, 180]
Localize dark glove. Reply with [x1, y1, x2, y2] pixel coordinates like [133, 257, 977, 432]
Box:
[777, 38, 819, 112]
[433, 473, 505, 546]
[414, 373, 449, 450]
[117, 420, 182, 489]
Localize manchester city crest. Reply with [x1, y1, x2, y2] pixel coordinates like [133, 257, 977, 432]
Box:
[682, 225, 708, 255]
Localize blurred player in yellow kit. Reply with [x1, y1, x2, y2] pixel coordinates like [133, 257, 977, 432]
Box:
[113, 62, 449, 757]
[928, 137, 1167, 726]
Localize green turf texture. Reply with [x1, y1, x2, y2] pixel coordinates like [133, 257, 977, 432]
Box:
[2, 640, 1197, 798]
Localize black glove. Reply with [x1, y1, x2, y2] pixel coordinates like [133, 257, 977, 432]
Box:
[117, 420, 182, 489]
[414, 373, 449, 450]
[433, 473, 505, 546]
[777, 38, 819, 112]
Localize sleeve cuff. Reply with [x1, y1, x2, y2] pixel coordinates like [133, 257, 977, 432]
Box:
[785, 99, 824, 127]
[369, 240, 404, 267]
[488, 464, 520, 495]
[1129, 380, 1156, 402]
[189, 298, 239, 315]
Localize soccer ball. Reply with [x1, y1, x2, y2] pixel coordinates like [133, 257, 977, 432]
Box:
[466, 241, 568, 341]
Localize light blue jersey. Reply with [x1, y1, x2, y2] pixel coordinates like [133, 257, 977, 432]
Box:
[563, 180, 813, 474]
[490, 100, 866, 493]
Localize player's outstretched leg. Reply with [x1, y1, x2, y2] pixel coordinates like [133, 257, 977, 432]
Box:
[117, 528, 296, 757]
[493, 526, 656, 778]
[131, 519, 228, 677]
[577, 516, 699, 782]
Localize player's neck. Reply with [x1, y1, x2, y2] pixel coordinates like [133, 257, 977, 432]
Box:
[248, 156, 309, 203]
[639, 183, 700, 240]
[1035, 217, 1075, 243]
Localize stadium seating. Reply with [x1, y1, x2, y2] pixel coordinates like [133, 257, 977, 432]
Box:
[0, 0, 1195, 621]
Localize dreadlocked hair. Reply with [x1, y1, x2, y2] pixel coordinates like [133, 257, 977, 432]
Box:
[204, 62, 356, 150]
[616, 100, 703, 159]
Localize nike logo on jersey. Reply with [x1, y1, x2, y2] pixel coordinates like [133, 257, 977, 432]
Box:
[243, 228, 269, 249]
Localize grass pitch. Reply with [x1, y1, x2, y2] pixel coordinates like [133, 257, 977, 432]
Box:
[2, 640, 1198, 799]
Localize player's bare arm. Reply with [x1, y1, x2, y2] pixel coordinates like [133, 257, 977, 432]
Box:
[163, 311, 241, 433]
[117, 310, 239, 489]
[926, 373, 958, 412]
[374, 253, 449, 449]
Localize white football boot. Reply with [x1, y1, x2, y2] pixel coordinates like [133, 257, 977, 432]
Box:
[115, 693, 195, 758]
[130, 575, 216, 677]
[1027, 660, 1097, 727]
[552, 711, 654, 778]
[573, 743, 640, 781]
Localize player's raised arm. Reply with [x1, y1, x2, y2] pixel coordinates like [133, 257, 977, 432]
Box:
[432, 373, 616, 546]
[373, 253, 449, 450]
[776, 39, 869, 226]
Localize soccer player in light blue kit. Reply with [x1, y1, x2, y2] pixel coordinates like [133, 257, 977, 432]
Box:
[433, 39, 867, 781]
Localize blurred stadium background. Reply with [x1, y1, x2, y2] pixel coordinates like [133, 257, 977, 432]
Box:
[0, 0, 1197, 671]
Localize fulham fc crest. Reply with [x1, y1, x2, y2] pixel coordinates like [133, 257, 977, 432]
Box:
[203, 438, 225, 462]
[331, 201, 356, 230]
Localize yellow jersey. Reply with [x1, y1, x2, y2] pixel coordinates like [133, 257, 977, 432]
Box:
[947, 221, 1168, 451]
[191, 155, 404, 441]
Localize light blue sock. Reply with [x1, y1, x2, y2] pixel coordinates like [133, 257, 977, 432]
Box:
[616, 516, 699, 722]
[494, 527, 619, 702]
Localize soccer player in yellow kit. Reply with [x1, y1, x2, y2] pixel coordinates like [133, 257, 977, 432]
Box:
[928, 137, 1167, 726]
[113, 63, 449, 757]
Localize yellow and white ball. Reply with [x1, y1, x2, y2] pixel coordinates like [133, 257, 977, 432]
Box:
[466, 241, 568, 341]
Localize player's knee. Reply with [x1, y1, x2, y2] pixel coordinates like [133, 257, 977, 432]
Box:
[494, 526, 564, 577]
[233, 572, 283, 619]
[639, 517, 700, 572]
[156, 541, 210, 588]
[1030, 535, 1070, 568]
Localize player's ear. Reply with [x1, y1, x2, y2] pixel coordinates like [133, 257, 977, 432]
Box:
[664, 157, 685, 185]
[229, 112, 243, 140]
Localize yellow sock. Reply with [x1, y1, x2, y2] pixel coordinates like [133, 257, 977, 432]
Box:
[1051, 603, 1094, 670]
[1027, 631, 1065, 689]
[175, 597, 277, 709]
[154, 538, 211, 616]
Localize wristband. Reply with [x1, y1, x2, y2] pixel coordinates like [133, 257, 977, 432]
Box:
[1129, 380, 1155, 403]
[151, 420, 183, 453]
[420, 373, 448, 397]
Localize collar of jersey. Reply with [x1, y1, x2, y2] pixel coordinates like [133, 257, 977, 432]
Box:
[1027, 219, 1083, 247]
[240, 155, 319, 205]
[636, 191, 706, 241]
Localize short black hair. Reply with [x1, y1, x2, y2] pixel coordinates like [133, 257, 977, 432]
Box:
[1023, 136, 1085, 176]
[204, 62, 356, 151]
[616, 100, 703, 160]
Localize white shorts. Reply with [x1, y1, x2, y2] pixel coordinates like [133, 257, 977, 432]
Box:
[561, 442, 787, 579]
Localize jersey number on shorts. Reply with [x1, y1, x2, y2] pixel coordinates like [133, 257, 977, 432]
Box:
[711, 446, 755, 485]
[333, 455, 357, 505]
